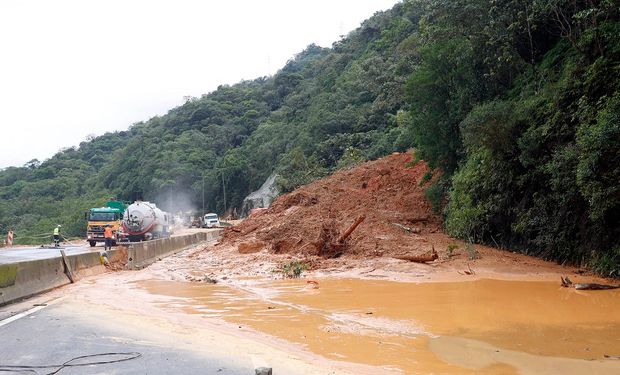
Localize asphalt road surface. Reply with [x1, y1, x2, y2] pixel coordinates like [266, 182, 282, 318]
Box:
[0, 228, 216, 265]
[0, 243, 99, 265]
[0, 296, 251, 375]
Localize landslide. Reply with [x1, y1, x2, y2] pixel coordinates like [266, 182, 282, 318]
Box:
[221, 152, 441, 260]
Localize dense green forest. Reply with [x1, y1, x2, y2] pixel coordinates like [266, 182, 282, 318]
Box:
[0, 0, 618, 276]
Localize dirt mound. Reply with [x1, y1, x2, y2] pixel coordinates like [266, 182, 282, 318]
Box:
[221, 152, 441, 260]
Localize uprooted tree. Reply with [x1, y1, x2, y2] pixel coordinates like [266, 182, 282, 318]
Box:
[314, 215, 366, 258]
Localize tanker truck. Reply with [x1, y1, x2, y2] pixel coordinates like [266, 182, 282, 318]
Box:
[118, 201, 171, 242]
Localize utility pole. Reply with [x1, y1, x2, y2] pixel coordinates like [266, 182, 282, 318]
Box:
[202, 175, 205, 217]
[168, 185, 173, 213]
[221, 170, 227, 215]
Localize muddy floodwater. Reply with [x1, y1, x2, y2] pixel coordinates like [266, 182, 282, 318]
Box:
[133, 278, 620, 374]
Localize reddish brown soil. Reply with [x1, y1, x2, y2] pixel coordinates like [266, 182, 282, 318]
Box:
[175, 152, 595, 283]
[221, 152, 441, 261]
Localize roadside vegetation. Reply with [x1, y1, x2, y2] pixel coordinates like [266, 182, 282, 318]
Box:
[277, 260, 310, 279]
[0, 1, 617, 276]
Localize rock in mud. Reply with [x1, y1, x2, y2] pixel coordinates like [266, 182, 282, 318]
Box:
[255, 367, 273, 375]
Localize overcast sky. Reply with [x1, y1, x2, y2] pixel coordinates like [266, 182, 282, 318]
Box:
[0, 0, 399, 168]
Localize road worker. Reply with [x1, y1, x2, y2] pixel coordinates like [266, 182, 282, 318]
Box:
[53, 225, 61, 247]
[6, 229, 14, 246]
[104, 224, 114, 250]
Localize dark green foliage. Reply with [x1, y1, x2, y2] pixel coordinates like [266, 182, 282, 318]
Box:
[590, 247, 620, 278]
[576, 92, 620, 221]
[420, 0, 619, 271]
[406, 36, 476, 173]
[424, 172, 450, 215]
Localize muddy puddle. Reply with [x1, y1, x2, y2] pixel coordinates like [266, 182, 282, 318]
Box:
[133, 278, 620, 374]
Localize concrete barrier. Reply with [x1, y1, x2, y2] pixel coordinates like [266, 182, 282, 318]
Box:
[0, 230, 221, 306]
[127, 230, 222, 269]
[106, 246, 128, 265]
[0, 251, 109, 306]
[0, 257, 69, 306]
[66, 252, 106, 278]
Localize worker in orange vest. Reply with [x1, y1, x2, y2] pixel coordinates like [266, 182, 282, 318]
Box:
[103, 224, 114, 250]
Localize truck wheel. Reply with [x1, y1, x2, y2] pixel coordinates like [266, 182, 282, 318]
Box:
[89, 241, 97, 247]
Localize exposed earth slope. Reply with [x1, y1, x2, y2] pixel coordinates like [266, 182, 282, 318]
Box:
[179, 153, 589, 281]
[223, 152, 440, 260]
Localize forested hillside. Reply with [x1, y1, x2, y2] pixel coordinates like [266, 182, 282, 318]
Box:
[0, 0, 618, 275]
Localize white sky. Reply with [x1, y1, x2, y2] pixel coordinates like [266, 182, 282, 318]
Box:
[0, 0, 399, 168]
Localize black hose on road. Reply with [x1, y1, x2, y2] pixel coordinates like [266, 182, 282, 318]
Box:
[0, 352, 142, 374]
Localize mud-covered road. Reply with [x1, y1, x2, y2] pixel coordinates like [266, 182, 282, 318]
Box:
[0, 294, 251, 374]
[3, 239, 618, 375]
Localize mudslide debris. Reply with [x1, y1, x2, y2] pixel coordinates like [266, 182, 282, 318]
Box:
[221, 153, 441, 264]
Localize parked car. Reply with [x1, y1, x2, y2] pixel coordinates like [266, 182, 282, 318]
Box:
[202, 213, 220, 228]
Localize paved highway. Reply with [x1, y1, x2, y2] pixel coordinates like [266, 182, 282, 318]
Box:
[0, 243, 100, 265]
[0, 296, 251, 374]
[0, 228, 215, 265]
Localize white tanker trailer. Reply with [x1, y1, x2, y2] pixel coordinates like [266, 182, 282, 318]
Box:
[119, 201, 171, 242]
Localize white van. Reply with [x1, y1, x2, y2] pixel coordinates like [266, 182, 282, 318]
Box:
[203, 213, 220, 228]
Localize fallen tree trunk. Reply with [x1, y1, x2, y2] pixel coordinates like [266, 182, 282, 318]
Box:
[394, 247, 438, 263]
[338, 215, 366, 243]
[561, 276, 620, 290]
[314, 216, 366, 258]
[575, 283, 620, 290]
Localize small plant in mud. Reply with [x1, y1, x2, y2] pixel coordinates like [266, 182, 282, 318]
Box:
[405, 151, 421, 168]
[446, 243, 459, 258]
[465, 241, 480, 260]
[419, 171, 433, 186]
[278, 260, 309, 279]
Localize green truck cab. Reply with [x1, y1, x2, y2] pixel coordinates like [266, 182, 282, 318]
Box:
[85, 201, 127, 247]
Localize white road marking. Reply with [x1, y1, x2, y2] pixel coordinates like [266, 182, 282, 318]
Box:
[0, 305, 47, 327]
[0, 297, 65, 327]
